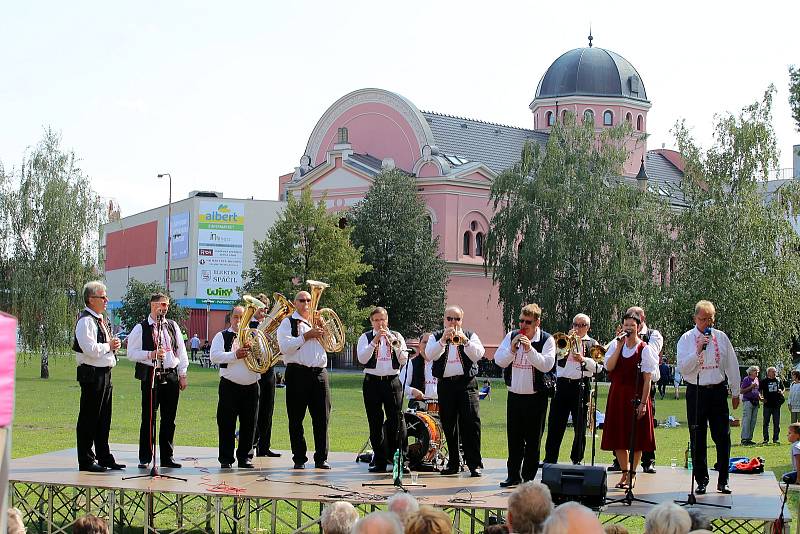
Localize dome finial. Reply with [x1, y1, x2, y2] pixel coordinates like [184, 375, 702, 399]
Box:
[588, 25, 593, 47]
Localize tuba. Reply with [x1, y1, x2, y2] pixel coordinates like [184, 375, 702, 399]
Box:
[239, 295, 272, 373]
[257, 292, 296, 367]
[306, 280, 346, 353]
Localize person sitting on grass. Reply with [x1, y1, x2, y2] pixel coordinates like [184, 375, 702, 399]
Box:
[781, 422, 800, 484]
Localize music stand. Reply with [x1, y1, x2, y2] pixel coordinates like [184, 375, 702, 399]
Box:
[124, 316, 185, 483]
[363, 348, 425, 491]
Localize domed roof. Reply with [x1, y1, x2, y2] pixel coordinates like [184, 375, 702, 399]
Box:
[534, 47, 648, 102]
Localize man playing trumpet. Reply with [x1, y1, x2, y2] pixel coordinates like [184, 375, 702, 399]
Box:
[356, 307, 409, 473]
[543, 313, 601, 466]
[495, 303, 556, 486]
[426, 305, 485, 476]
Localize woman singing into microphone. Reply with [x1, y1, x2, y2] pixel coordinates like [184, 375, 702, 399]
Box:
[601, 310, 657, 489]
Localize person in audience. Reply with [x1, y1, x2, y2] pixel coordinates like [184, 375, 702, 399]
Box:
[351, 511, 404, 534]
[484, 525, 510, 534]
[7, 508, 26, 534]
[740, 365, 760, 445]
[506, 481, 554, 534]
[603, 525, 630, 534]
[320, 501, 359, 534]
[686, 509, 711, 532]
[760, 366, 785, 444]
[643, 502, 691, 534]
[541, 502, 603, 534]
[788, 370, 800, 424]
[782, 422, 800, 484]
[405, 507, 453, 534]
[387, 492, 419, 525]
[73, 514, 109, 534]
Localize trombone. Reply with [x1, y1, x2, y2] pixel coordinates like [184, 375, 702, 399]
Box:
[552, 331, 582, 360]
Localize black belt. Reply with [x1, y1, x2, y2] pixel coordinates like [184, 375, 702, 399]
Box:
[687, 382, 726, 389]
[78, 364, 111, 373]
[365, 373, 398, 381]
[557, 376, 590, 383]
[287, 363, 325, 373]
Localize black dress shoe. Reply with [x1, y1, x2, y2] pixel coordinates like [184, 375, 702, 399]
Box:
[293, 462, 305, 469]
[499, 478, 521, 488]
[696, 481, 708, 495]
[263, 450, 281, 457]
[717, 482, 732, 494]
[238, 461, 255, 469]
[79, 463, 107, 473]
[99, 461, 126, 470]
[161, 460, 182, 469]
[137, 463, 149, 469]
[368, 465, 388, 473]
[440, 466, 460, 475]
[315, 461, 331, 470]
[221, 463, 233, 469]
[469, 467, 482, 477]
[642, 464, 657, 474]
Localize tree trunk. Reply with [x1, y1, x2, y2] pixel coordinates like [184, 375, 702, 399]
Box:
[40, 343, 49, 379]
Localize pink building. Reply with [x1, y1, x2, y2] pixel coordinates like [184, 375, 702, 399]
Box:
[279, 42, 683, 355]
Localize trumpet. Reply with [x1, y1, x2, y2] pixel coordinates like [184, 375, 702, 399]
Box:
[552, 331, 581, 360]
[449, 327, 467, 346]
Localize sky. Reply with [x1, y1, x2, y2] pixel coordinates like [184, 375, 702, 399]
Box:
[1, 0, 797, 217]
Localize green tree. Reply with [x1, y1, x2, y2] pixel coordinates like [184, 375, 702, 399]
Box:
[117, 279, 189, 332]
[0, 129, 105, 378]
[667, 86, 800, 369]
[244, 188, 370, 345]
[790, 65, 800, 133]
[349, 169, 449, 337]
[485, 114, 673, 339]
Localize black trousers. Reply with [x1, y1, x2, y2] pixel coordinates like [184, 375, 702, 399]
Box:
[544, 377, 589, 464]
[254, 368, 276, 455]
[508, 391, 548, 481]
[216, 377, 259, 465]
[285, 364, 330, 465]
[76, 366, 115, 468]
[763, 404, 782, 442]
[686, 382, 730, 484]
[362, 374, 405, 467]
[138, 369, 180, 464]
[438, 375, 482, 470]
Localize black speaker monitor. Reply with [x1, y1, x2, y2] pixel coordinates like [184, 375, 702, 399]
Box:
[541, 463, 607, 508]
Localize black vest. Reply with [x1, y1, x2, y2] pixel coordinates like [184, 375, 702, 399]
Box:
[221, 330, 236, 352]
[431, 329, 477, 379]
[557, 337, 598, 368]
[409, 355, 426, 391]
[72, 310, 106, 353]
[363, 330, 401, 369]
[140, 318, 179, 354]
[503, 329, 556, 394]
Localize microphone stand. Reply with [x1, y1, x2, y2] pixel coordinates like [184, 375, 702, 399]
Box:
[676, 336, 730, 509]
[605, 339, 656, 506]
[124, 314, 186, 483]
[589, 346, 601, 467]
[364, 345, 424, 492]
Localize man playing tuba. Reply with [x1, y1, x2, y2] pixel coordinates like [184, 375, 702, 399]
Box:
[210, 305, 260, 469]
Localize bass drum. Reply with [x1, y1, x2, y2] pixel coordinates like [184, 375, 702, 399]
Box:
[404, 411, 446, 469]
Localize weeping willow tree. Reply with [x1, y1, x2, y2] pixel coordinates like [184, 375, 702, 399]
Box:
[484, 114, 673, 339]
[0, 129, 105, 377]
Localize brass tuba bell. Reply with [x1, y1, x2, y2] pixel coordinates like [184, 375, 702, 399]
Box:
[257, 292, 296, 367]
[239, 295, 272, 373]
[306, 280, 346, 353]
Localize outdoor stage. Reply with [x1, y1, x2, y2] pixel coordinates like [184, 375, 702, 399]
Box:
[8, 445, 790, 533]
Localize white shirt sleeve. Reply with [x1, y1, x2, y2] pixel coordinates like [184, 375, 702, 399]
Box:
[494, 332, 515, 368]
[394, 332, 409, 366]
[719, 331, 741, 396]
[277, 317, 304, 356]
[75, 316, 111, 360]
[647, 328, 664, 357]
[426, 334, 445, 361]
[641, 345, 657, 374]
[172, 320, 189, 376]
[527, 335, 556, 372]
[126, 323, 149, 362]
[356, 332, 374, 364]
[463, 332, 485, 362]
[210, 331, 237, 364]
[677, 331, 701, 376]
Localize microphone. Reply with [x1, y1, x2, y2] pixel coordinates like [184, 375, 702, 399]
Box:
[615, 331, 630, 341]
[701, 327, 711, 350]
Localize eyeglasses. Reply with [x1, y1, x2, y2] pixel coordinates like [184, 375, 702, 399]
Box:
[445, 316, 462, 322]
[573, 323, 589, 328]
[518, 318, 534, 325]
[296, 298, 312, 303]
[91, 295, 109, 301]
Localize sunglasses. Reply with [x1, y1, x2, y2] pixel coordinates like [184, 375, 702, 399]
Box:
[91, 295, 109, 301]
[296, 298, 312, 303]
[573, 323, 588, 328]
[518, 318, 534, 325]
[445, 316, 462, 322]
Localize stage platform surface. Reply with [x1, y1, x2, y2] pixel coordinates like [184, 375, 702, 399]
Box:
[9, 444, 788, 522]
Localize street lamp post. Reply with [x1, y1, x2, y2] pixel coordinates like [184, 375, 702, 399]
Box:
[203, 299, 213, 341]
[157, 173, 173, 294]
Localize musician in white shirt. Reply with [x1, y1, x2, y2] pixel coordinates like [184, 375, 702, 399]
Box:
[210, 305, 260, 469]
[277, 290, 331, 470]
[356, 307, 409, 473]
[677, 299, 740, 495]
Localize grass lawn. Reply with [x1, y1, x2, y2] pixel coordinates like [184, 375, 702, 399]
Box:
[9, 353, 796, 532]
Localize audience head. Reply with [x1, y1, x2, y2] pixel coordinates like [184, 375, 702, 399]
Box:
[73, 515, 109, 534]
[485, 524, 510, 534]
[404, 506, 452, 534]
[603, 525, 630, 534]
[542, 502, 603, 534]
[686, 509, 711, 532]
[644, 502, 691, 534]
[7, 508, 26, 534]
[787, 422, 800, 443]
[387, 492, 419, 524]
[320, 501, 358, 534]
[351, 511, 403, 534]
[507, 481, 554, 534]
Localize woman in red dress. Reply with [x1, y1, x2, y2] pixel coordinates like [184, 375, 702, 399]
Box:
[601, 310, 657, 489]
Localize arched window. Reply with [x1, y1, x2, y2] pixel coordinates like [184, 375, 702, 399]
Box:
[637, 115, 644, 131]
[425, 215, 433, 236]
[583, 109, 594, 126]
[470, 221, 478, 231]
[463, 232, 471, 256]
[561, 110, 568, 123]
[475, 233, 484, 257]
[625, 112, 632, 124]
[546, 111, 554, 126]
[603, 110, 613, 126]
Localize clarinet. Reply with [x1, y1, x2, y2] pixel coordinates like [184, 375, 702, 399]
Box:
[155, 312, 168, 385]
